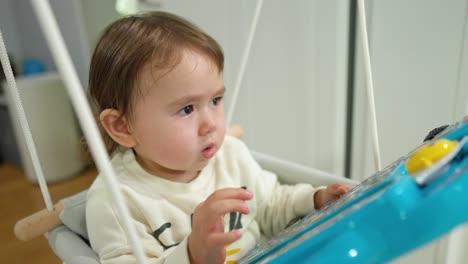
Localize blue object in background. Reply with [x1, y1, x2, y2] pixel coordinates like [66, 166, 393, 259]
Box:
[21, 58, 45, 76]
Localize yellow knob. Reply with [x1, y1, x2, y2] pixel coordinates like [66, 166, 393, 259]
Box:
[406, 139, 458, 174]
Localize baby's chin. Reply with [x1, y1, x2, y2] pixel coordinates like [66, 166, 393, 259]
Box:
[194, 159, 211, 170]
[193, 156, 214, 170]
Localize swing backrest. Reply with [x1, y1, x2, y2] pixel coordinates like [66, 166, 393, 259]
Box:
[48, 190, 98, 264]
[48, 225, 99, 264]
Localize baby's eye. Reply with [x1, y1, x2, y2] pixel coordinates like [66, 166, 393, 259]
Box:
[211, 96, 223, 106]
[178, 105, 194, 116]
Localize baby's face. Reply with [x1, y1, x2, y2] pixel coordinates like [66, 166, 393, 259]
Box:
[129, 49, 226, 181]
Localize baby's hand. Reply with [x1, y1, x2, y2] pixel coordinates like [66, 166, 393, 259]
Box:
[188, 188, 253, 264]
[313, 183, 351, 209]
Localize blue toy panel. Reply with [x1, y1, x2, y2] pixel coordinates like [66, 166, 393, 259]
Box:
[240, 118, 468, 264]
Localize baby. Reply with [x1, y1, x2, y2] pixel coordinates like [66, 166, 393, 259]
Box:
[86, 11, 350, 264]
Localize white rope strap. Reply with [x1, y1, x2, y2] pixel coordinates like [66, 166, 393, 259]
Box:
[357, 0, 382, 171]
[30, 0, 147, 262]
[0, 30, 54, 211]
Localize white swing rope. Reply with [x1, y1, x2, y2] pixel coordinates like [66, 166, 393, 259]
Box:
[357, 0, 382, 171]
[0, 31, 54, 212]
[30, 0, 147, 263]
[226, 0, 264, 127]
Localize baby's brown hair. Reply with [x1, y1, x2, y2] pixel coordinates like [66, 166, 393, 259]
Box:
[88, 11, 224, 155]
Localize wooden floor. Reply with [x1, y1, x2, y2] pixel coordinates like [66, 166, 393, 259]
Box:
[0, 163, 97, 264]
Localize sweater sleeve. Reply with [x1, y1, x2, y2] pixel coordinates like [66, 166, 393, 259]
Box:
[86, 183, 191, 264]
[229, 137, 324, 238]
[254, 172, 324, 237]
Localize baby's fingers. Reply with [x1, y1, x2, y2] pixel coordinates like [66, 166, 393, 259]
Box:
[209, 188, 253, 202]
[336, 185, 351, 194]
[328, 184, 351, 196]
[208, 230, 243, 247]
[210, 199, 250, 215]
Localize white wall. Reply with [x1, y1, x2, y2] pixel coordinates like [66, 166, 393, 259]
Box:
[80, 0, 123, 50]
[0, 0, 23, 66]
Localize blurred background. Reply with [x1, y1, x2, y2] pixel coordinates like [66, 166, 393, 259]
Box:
[0, 0, 467, 263]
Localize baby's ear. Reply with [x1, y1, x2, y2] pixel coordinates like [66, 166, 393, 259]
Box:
[100, 109, 136, 148]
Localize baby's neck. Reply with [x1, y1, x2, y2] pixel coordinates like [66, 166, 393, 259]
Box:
[135, 154, 200, 183]
[158, 170, 201, 183]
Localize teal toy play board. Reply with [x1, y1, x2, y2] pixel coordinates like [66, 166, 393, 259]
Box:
[240, 118, 468, 263]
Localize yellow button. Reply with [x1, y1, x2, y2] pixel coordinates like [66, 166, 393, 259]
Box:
[406, 139, 458, 174]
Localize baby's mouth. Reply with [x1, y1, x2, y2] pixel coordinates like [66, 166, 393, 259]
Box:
[202, 143, 216, 159]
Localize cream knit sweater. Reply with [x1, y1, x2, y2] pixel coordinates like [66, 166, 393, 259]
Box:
[86, 136, 322, 263]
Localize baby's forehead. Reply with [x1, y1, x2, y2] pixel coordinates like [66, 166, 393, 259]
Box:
[136, 49, 220, 90]
[134, 60, 179, 98]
